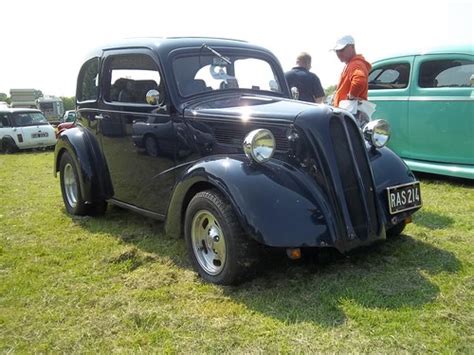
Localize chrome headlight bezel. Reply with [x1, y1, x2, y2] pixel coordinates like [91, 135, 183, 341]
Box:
[363, 119, 391, 148]
[243, 129, 275, 163]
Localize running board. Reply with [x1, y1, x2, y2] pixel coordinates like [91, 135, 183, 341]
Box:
[107, 199, 166, 221]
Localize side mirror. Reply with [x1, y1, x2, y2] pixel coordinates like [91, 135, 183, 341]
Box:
[146, 89, 160, 105]
[291, 87, 299, 100]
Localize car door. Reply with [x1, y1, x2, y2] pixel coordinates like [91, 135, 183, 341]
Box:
[368, 56, 413, 157]
[98, 50, 177, 215]
[408, 53, 474, 164]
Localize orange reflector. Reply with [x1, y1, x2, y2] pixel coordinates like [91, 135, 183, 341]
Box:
[286, 248, 301, 260]
[405, 216, 413, 225]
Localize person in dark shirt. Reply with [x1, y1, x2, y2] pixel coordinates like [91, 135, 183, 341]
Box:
[285, 52, 325, 103]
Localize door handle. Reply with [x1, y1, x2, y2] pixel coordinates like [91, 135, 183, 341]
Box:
[95, 114, 111, 120]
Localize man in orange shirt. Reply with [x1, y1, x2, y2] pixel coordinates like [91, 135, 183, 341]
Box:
[332, 35, 372, 108]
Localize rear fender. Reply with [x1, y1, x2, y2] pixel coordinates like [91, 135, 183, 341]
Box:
[166, 156, 336, 248]
[54, 126, 113, 203]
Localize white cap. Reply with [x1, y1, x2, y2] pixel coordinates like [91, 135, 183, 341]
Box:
[332, 35, 355, 51]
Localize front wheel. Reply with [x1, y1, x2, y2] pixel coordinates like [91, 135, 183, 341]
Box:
[1, 137, 19, 154]
[184, 189, 257, 285]
[387, 221, 406, 238]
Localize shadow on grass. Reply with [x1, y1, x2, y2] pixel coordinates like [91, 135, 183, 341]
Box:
[70, 205, 189, 267]
[415, 171, 474, 187]
[72, 206, 461, 328]
[413, 210, 454, 229]
[224, 235, 460, 327]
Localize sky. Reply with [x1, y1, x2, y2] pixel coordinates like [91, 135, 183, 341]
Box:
[0, 0, 472, 97]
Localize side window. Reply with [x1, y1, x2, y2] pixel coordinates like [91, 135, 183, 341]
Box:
[368, 63, 410, 89]
[0, 113, 10, 127]
[419, 59, 474, 88]
[105, 54, 161, 104]
[77, 58, 99, 102]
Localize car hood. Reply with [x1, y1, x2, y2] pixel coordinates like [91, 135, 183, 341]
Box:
[183, 94, 323, 123]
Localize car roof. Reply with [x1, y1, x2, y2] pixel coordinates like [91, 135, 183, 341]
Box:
[0, 108, 42, 114]
[85, 36, 271, 58]
[372, 44, 473, 63]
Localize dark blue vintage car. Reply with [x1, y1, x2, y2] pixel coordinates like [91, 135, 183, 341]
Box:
[54, 37, 422, 284]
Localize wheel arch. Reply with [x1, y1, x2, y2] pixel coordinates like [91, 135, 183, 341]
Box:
[165, 156, 336, 248]
[54, 127, 113, 203]
[369, 146, 421, 228]
[1, 135, 18, 151]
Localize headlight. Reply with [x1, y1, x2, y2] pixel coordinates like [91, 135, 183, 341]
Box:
[243, 129, 275, 163]
[363, 119, 391, 148]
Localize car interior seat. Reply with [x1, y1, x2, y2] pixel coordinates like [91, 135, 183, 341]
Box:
[180, 79, 207, 96]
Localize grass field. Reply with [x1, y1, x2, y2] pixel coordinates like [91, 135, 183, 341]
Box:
[0, 151, 473, 353]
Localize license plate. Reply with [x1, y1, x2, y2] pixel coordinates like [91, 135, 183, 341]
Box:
[387, 182, 422, 214]
[32, 132, 48, 138]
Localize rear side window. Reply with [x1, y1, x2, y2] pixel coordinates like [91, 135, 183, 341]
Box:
[77, 58, 100, 102]
[0, 113, 10, 127]
[369, 63, 410, 89]
[105, 54, 161, 104]
[419, 59, 474, 88]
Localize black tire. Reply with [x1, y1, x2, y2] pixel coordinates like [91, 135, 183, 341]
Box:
[59, 151, 108, 216]
[387, 221, 406, 238]
[89, 200, 108, 216]
[2, 137, 19, 154]
[59, 151, 88, 215]
[144, 135, 159, 157]
[184, 189, 257, 285]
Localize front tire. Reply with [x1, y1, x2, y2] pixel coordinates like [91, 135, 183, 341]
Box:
[387, 221, 406, 238]
[184, 189, 257, 285]
[1, 137, 19, 154]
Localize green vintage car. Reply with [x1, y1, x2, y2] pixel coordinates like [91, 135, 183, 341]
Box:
[368, 45, 473, 179]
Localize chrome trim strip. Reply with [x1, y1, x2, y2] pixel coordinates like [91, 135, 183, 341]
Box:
[77, 107, 170, 117]
[409, 96, 474, 102]
[184, 114, 294, 125]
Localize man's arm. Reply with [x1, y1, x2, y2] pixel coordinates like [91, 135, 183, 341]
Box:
[349, 68, 369, 99]
[312, 74, 325, 104]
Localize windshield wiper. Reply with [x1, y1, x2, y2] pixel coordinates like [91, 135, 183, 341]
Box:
[201, 43, 231, 65]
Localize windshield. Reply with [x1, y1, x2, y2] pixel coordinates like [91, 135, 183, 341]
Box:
[12, 112, 49, 126]
[173, 50, 283, 97]
[64, 111, 76, 122]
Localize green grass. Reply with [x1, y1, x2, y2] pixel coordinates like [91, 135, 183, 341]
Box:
[1, 151, 473, 353]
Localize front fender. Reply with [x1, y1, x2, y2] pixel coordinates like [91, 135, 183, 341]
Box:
[166, 156, 336, 248]
[54, 126, 113, 203]
[369, 146, 420, 225]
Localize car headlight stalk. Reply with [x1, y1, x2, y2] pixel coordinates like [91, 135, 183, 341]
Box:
[243, 129, 276, 163]
[363, 119, 391, 149]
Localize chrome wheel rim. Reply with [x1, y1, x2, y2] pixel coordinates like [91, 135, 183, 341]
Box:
[191, 210, 226, 275]
[63, 163, 78, 208]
